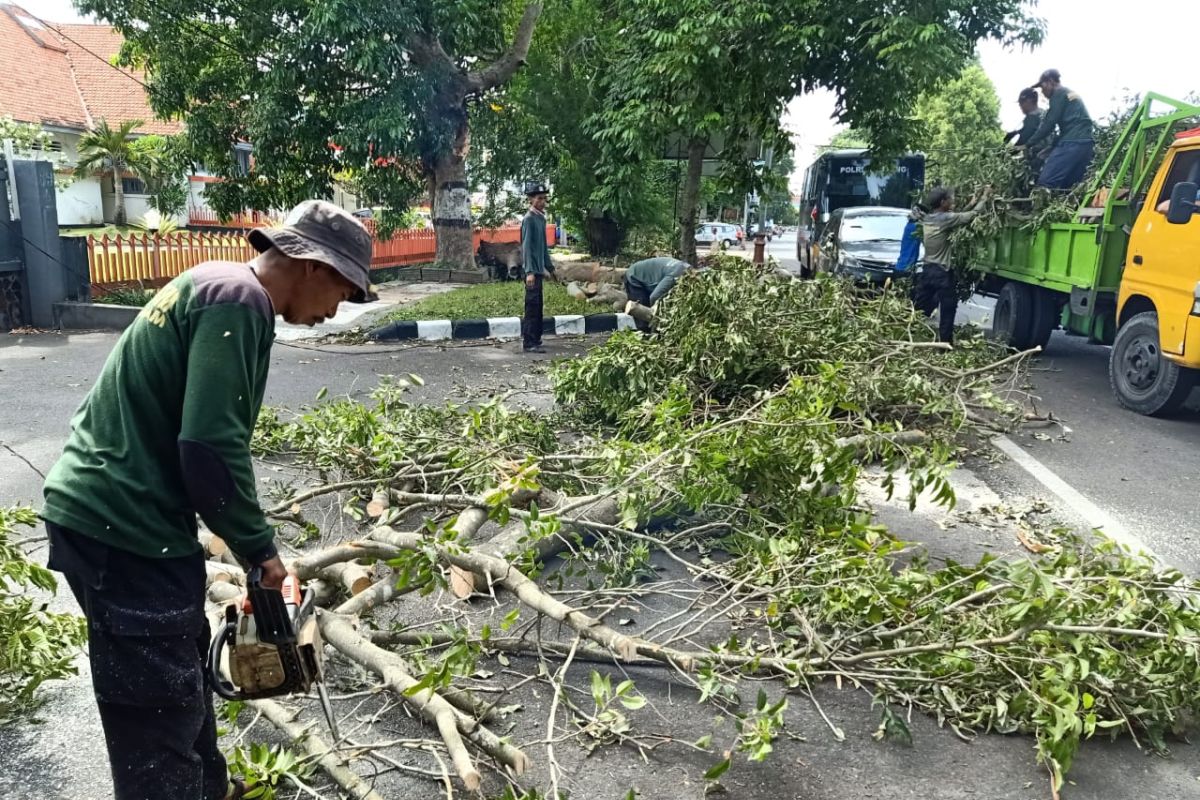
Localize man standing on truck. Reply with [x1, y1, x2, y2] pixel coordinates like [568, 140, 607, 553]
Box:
[914, 187, 991, 344]
[1027, 69, 1095, 190]
[41, 200, 373, 800]
[1007, 88, 1050, 176]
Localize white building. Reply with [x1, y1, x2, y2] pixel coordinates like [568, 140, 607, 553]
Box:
[0, 3, 212, 227]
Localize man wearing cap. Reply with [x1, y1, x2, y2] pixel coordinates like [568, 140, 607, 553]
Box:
[41, 200, 372, 800]
[1026, 69, 1095, 190]
[521, 181, 555, 353]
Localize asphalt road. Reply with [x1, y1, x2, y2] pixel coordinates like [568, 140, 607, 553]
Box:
[2, 268, 1200, 798]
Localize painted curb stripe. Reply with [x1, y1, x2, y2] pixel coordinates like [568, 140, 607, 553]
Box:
[488, 317, 521, 339]
[451, 319, 490, 339]
[416, 320, 452, 341]
[369, 314, 632, 342]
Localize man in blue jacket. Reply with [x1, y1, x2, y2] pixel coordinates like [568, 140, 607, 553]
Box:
[520, 181, 555, 353]
[894, 205, 925, 274]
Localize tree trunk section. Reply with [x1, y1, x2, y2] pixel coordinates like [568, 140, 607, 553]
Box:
[113, 166, 127, 226]
[678, 137, 706, 264]
[585, 212, 623, 257]
[431, 118, 476, 270]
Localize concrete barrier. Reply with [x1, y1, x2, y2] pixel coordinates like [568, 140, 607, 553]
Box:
[54, 302, 140, 331]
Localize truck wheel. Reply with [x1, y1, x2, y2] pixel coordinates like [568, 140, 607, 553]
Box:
[1109, 311, 1197, 416]
[991, 282, 1035, 350]
[1028, 288, 1061, 351]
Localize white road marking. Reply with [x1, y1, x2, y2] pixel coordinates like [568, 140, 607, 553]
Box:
[992, 434, 1157, 559]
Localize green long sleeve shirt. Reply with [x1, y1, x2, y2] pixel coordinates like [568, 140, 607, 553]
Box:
[1015, 110, 1044, 146]
[43, 261, 278, 563]
[1028, 86, 1094, 146]
[521, 209, 554, 276]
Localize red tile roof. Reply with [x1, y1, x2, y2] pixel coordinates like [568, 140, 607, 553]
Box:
[0, 3, 179, 135]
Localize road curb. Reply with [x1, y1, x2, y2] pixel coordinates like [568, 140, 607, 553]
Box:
[369, 313, 637, 342]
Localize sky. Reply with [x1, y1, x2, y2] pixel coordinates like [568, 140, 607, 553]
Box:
[22, 0, 1196, 193]
[784, 0, 1196, 191]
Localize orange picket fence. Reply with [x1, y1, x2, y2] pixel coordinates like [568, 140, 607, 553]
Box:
[87, 223, 556, 290]
[187, 208, 282, 228]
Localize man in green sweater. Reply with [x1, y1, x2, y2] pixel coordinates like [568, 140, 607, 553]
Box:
[520, 180, 555, 353]
[42, 200, 372, 800]
[1027, 69, 1095, 190]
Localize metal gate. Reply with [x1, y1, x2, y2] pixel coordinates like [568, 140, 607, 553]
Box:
[0, 164, 26, 330]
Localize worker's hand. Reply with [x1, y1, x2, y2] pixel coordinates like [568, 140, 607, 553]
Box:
[257, 555, 289, 591]
[525, 273, 536, 287]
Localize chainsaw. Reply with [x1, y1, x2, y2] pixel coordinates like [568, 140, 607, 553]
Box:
[206, 566, 340, 739]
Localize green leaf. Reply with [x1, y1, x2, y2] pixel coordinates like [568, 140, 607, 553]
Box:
[704, 758, 731, 781]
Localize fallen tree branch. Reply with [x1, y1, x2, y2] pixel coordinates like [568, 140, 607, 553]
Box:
[318, 610, 530, 786]
[250, 698, 387, 800]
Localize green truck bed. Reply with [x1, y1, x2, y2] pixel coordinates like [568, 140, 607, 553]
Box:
[968, 93, 1200, 343]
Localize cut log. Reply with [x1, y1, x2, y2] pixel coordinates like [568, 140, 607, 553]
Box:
[366, 490, 391, 518]
[625, 301, 655, 325]
[325, 562, 375, 596]
[206, 561, 245, 587]
[553, 261, 626, 285]
[199, 531, 229, 558]
[207, 581, 243, 605]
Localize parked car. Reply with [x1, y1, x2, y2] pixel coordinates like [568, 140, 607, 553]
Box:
[695, 222, 742, 248]
[811, 206, 913, 283]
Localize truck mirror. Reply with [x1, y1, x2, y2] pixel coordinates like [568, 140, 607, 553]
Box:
[1167, 181, 1198, 225]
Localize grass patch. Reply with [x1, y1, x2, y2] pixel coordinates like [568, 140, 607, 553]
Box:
[98, 287, 156, 307]
[380, 281, 597, 322]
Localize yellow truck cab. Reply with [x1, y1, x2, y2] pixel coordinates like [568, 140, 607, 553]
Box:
[1114, 129, 1200, 414]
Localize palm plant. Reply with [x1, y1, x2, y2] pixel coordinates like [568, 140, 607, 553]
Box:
[76, 119, 151, 226]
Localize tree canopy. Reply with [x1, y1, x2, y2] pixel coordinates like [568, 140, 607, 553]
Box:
[915, 63, 1005, 191]
[80, 0, 544, 265]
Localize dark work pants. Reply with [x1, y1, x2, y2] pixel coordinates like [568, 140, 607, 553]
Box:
[46, 523, 229, 800]
[1037, 140, 1094, 190]
[623, 277, 653, 331]
[912, 263, 958, 343]
[522, 274, 544, 349]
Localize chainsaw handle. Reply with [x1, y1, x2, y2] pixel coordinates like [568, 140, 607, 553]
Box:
[206, 614, 245, 701]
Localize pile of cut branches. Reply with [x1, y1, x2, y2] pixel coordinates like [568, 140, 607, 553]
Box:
[184, 262, 1198, 797]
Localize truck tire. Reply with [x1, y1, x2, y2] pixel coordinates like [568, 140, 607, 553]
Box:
[991, 282, 1035, 350]
[1027, 288, 1061, 351]
[1109, 311, 1197, 416]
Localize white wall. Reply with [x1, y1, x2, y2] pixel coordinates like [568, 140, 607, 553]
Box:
[56, 177, 104, 226]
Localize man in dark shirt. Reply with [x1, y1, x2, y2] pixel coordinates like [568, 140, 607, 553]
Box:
[520, 181, 555, 353]
[1027, 69, 1095, 190]
[42, 200, 372, 800]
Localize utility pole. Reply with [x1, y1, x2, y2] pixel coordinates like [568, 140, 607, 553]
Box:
[751, 144, 775, 266]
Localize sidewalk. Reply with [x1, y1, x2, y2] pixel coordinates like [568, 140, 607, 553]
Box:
[273, 281, 465, 341]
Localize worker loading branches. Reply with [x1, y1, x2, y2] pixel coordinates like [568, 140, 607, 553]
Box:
[912, 185, 991, 345]
[1024, 69, 1095, 191]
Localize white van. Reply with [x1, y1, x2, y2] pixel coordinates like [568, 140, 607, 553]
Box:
[695, 222, 741, 248]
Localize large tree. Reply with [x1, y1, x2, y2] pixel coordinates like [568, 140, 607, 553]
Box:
[914, 63, 1005, 190]
[592, 0, 1042, 261]
[80, 0, 544, 268]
